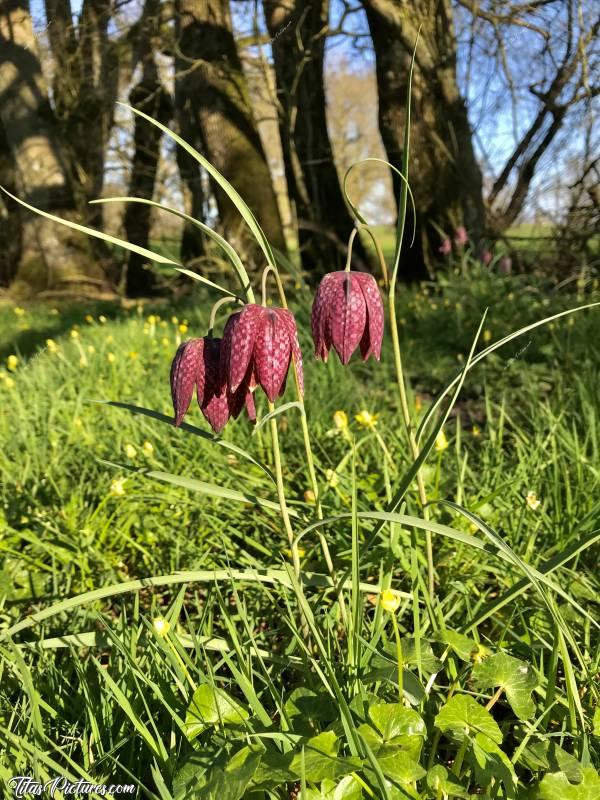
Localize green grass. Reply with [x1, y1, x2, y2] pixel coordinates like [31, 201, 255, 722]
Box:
[0, 263, 599, 798]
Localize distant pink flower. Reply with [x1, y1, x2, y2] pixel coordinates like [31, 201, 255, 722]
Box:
[221, 304, 304, 403]
[454, 226, 469, 246]
[499, 256, 512, 275]
[438, 238, 452, 256]
[311, 271, 384, 365]
[481, 249, 493, 266]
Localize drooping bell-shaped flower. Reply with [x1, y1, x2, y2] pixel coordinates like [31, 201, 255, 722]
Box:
[222, 304, 304, 403]
[170, 337, 255, 433]
[311, 271, 384, 365]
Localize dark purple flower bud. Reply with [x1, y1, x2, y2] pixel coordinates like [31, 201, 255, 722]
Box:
[170, 338, 204, 427]
[311, 271, 384, 365]
[222, 304, 304, 403]
[170, 336, 254, 433]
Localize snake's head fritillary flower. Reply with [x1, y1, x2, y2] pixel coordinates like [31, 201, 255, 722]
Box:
[454, 226, 469, 246]
[222, 304, 304, 403]
[481, 249, 493, 266]
[311, 271, 384, 365]
[438, 238, 452, 256]
[170, 337, 254, 433]
[499, 255, 512, 275]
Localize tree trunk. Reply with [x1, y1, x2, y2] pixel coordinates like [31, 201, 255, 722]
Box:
[362, 0, 486, 280]
[263, 0, 370, 278]
[0, 0, 109, 296]
[174, 0, 286, 267]
[175, 102, 207, 266]
[0, 118, 22, 286]
[123, 0, 173, 297]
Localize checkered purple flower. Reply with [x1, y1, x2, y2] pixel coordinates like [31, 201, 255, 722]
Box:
[311, 271, 384, 365]
[221, 304, 304, 403]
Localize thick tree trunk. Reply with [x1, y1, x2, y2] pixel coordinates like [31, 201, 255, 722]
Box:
[362, 0, 485, 280]
[0, 0, 109, 296]
[263, 0, 370, 278]
[0, 118, 22, 286]
[123, 0, 173, 296]
[174, 0, 286, 266]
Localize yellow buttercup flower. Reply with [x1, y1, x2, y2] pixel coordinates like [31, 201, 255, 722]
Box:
[1, 374, 15, 389]
[125, 444, 137, 459]
[7, 355, 18, 371]
[326, 469, 339, 488]
[129, 351, 138, 360]
[283, 547, 306, 559]
[46, 339, 58, 353]
[142, 441, 154, 456]
[107, 353, 116, 363]
[355, 410, 379, 429]
[98, 315, 107, 324]
[304, 489, 316, 504]
[70, 329, 79, 339]
[153, 618, 171, 638]
[161, 337, 170, 347]
[333, 410, 348, 429]
[380, 589, 402, 614]
[13, 306, 25, 316]
[483, 330, 492, 343]
[178, 323, 188, 334]
[526, 491, 541, 510]
[171, 316, 179, 325]
[435, 430, 449, 452]
[472, 425, 481, 437]
[85, 314, 94, 323]
[110, 478, 126, 496]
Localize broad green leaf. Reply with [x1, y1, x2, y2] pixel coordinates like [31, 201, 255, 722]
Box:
[535, 768, 600, 799]
[426, 765, 468, 798]
[290, 731, 362, 783]
[197, 745, 263, 800]
[435, 695, 502, 744]
[185, 684, 249, 740]
[391, 638, 441, 673]
[284, 688, 337, 725]
[368, 704, 426, 743]
[521, 740, 582, 783]
[440, 630, 483, 662]
[472, 652, 537, 720]
[375, 750, 425, 784]
[471, 733, 516, 792]
[303, 776, 362, 800]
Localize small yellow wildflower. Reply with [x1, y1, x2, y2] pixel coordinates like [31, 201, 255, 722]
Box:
[107, 352, 116, 363]
[98, 315, 107, 324]
[85, 314, 94, 323]
[87, 345, 95, 354]
[110, 478, 126, 496]
[526, 491, 541, 511]
[2, 375, 15, 389]
[470, 643, 491, 664]
[171, 316, 178, 325]
[129, 351, 138, 360]
[380, 589, 402, 613]
[355, 410, 379, 429]
[50, 308, 60, 315]
[153, 618, 171, 638]
[142, 441, 154, 456]
[106, 335, 114, 344]
[483, 330, 492, 343]
[13, 306, 25, 316]
[283, 547, 306, 559]
[70, 329, 79, 339]
[79, 356, 87, 368]
[147, 314, 157, 325]
[435, 430, 449, 452]
[304, 489, 316, 504]
[7, 355, 18, 371]
[333, 410, 348, 429]
[472, 425, 481, 437]
[178, 323, 188, 334]
[415, 394, 423, 412]
[431, 302, 438, 311]
[469, 522, 478, 533]
[161, 337, 170, 347]
[74, 417, 83, 428]
[125, 444, 137, 460]
[326, 469, 339, 488]
[46, 339, 58, 353]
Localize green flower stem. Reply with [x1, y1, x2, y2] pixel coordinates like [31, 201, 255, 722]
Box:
[267, 401, 300, 580]
[266, 265, 349, 625]
[391, 612, 404, 704]
[208, 296, 240, 335]
[452, 736, 469, 777]
[388, 292, 435, 599]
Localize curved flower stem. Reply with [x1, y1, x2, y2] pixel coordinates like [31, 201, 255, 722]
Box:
[208, 296, 241, 335]
[268, 401, 300, 580]
[265, 263, 348, 625]
[344, 228, 359, 272]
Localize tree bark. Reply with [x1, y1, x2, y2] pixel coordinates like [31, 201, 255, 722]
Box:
[0, 0, 109, 295]
[174, 0, 286, 267]
[0, 117, 22, 286]
[123, 0, 173, 296]
[362, 0, 486, 280]
[263, 0, 370, 278]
